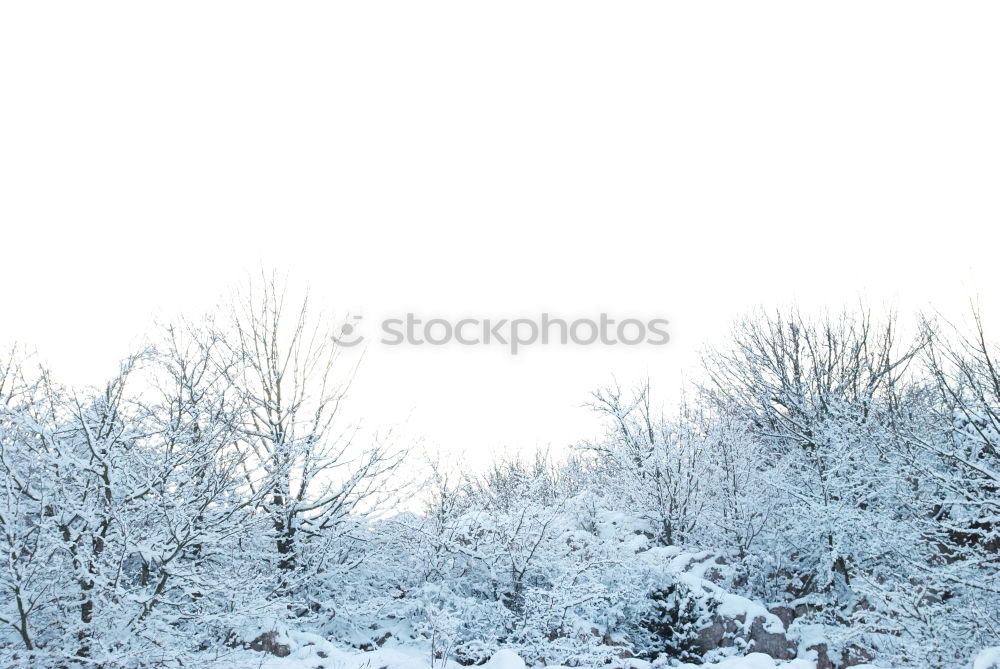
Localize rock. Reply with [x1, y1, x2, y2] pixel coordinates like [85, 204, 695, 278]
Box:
[840, 644, 875, 667]
[806, 642, 834, 669]
[695, 615, 740, 653]
[794, 603, 818, 620]
[770, 605, 796, 628]
[696, 613, 795, 660]
[248, 630, 291, 657]
[805, 640, 874, 668]
[748, 617, 796, 660]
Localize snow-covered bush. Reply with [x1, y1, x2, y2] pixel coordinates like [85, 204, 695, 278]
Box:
[638, 581, 720, 662]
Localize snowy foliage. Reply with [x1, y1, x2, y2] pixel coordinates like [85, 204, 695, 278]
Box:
[1, 299, 998, 667]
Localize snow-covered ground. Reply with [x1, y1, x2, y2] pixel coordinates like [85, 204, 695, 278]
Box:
[974, 647, 1000, 669]
[218, 638, 819, 669]
[208, 631, 916, 669]
[211, 631, 1000, 669]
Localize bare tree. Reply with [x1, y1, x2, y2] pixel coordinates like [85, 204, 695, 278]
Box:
[584, 381, 705, 547]
[213, 274, 405, 580]
[700, 307, 924, 590]
[913, 308, 1000, 591]
[0, 348, 53, 654]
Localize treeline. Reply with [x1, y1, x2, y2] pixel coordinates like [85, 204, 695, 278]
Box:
[0, 286, 997, 667]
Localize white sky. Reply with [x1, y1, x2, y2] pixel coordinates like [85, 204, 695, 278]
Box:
[2, 2, 998, 468]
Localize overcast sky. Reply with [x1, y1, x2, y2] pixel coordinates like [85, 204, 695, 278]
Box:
[2, 2, 997, 466]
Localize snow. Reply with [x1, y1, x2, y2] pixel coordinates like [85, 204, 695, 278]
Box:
[484, 649, 528, 669]
[246, 644, 436, 669]
[679, 653, 814, 669]
[648, 550, 786, 635]
[975, 647, 1000, 669]
[5, 308, 999, 668]
[221, 645, 819, 669]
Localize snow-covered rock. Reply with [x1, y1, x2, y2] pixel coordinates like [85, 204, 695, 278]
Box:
[975, 647, 1000, 669]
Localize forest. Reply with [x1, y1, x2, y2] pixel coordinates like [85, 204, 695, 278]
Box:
[1, 282, 997, 669]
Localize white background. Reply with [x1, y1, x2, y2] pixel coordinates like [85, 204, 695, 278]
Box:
[2, 2, 998, 465]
